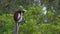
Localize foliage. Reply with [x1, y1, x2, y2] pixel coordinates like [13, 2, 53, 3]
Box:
[0, 14, 14, 34]
[0, 6, 60, 34]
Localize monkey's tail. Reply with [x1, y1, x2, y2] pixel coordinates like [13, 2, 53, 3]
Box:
[13, 22, 19, 34]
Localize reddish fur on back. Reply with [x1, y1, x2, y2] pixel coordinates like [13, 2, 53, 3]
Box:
[14, 11, 18, 23]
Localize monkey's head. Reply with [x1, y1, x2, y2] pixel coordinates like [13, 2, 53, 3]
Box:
[22, 9, 27, 13]
[17, 9, 27, 14]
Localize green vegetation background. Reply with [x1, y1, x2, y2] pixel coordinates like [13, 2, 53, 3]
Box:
[0, 0, 60, 34]
[0, 6, 60, 34]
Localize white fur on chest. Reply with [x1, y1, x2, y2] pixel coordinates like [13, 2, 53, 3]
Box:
[18, 13, 22, 22]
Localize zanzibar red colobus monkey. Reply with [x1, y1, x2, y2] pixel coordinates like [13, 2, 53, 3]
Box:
[13, 9, 26, 34]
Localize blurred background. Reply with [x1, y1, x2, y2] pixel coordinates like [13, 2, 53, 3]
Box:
[0, 0, 60, 34]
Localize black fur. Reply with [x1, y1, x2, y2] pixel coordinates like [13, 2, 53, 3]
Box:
[17, 10, 25, 14]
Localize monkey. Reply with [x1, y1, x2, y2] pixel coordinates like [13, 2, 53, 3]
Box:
[14, 9, 26, 23]
[13, 9, 26, 34]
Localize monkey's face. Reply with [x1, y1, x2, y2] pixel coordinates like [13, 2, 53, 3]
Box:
[22, 9, 27, 13]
